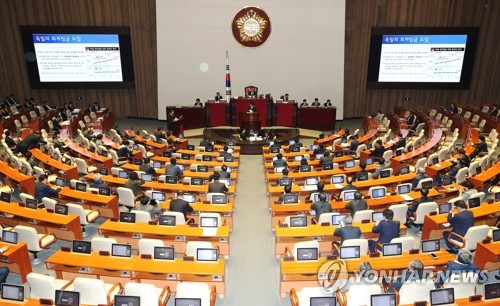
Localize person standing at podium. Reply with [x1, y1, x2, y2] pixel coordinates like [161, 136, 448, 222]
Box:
[215, 92, 223, 101]
[247, 102, 257, 113]
[282, 93, 290, 102]
[167, 109, 182, 131]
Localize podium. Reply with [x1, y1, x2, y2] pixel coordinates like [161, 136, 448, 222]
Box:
[169, 120, 184, 137]
[166, 106, 205, 129]
[273, 102, 297, 127]
[231, 98, 272, 127]
[205, 101, 230, 127]
[239, 112, 261, 131]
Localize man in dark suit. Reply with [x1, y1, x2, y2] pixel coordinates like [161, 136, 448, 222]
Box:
[247, 102, 257, 113]
[407, 188, 432, 218]
[458, 149, 470, 167]
[434, 249, 483, 287]
[273, 153, 288, 168]
[219, 146, 232, 158]
[371, 140, 385, 159]
[90, 102, 100, 112]
[34, 174, 61, 202]
[139, 157, 156, 175]
[214, 92, 223, 101]
[311, 98, 321, 107]
[443, 200, 474, 252]
[373, 158, 390, 178]
[42, 101, 52, 111]
[170, 191, 194, 220]
[310, 193, 332, 220]
[349, 134, 359, 151]
[194, 98, 203, 108]
[324, 99, 333, 107]
[412, 168, 428, 189]
[357, 163, 368, 178]
[199, 138, 213, 147]
[165, 157, 183, 177]
[282, 93, 289, 102]
[406, 112, 416, 125]
[470, 135, 488, 160]
[394, 133, 406, 150]
[124, 171, 151, 207]
[217, 164, 231, 179]
[319, 151, 333, 166]
[167, 109, 182, 131]
[67, 102, 75, 111]
[14, 132, 46, 155]
[278, 185, 292, 202]
[333, 216, 362, 244]
[4, 130, 16, 148]
[300, 99, 308, 107]
[117, 140, 133, 159]
[449, 103, 458, 114]
[59, 109, 68, 121]
[341, 177, 358, 192]
[208, 173, 228, 194]
[489, 103, 498, 117]
[385, 259, 429, 293]
[345, 191, 367, 217]
[313, 144, 325, 155]
[368, 209, 400, 253]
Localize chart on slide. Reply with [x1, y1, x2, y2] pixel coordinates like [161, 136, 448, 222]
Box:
[85, 47, 122, 80]
[427, 48, 465, 81]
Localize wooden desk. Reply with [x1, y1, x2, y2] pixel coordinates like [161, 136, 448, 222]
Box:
[0, 161, 35, 195]
[279, 249, 454, 298]
[46, 250, 226, 298]
[274, 222, 407, 258]
[473, 242, 500, 271]
[422, 202, 500, 240]
[57, 187, 119, 219]
[30, 148, 79, 181]
[0, 241, 32, 283]
[98, 221, 231, 258]
[469, 163, 500, 189]
[102, 136, 141, 159]
[152, 156, 239, 169]
[263, 155, 352, 170]
[265, 164, 379, 184]
[121, 163, 238, 180]
[65, 140, 113, 168]
[425, 145, 475, 177]
[161, 200, 234, 229]
[0, 200, 82, 241]
[177, 149, 240, 159]
[314, 130, 345, 146]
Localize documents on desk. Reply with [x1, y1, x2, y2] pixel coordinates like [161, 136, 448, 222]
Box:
[401, 194, 414, 201]
[301, 185, 317, 191]
[203, 228, 218, 236]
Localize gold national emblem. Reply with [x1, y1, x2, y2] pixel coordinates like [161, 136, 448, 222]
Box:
[232, 7, 271, 48]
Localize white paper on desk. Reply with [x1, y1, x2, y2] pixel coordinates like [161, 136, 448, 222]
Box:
[341, 143, 349, 147]
[301, 186, 317, 191]
[332, 134, 340, 137]
[61, 121, 70, 126]
[334, 184, 343, 189]
[105, 142, 114, 146]
[401, 194, 414, 201]
[202, 228, 218, 236]
[435, 163, 441, 167]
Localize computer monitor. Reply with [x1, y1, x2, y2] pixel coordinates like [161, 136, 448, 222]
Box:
[163, 151, 172, 158]
[1, 284, 24, 302]
[119, 171, 130, 179]
[312, 193, 329, 202]
[224, 156, 234, 162]
[75, 182, 87, 192]
[484, 282, 500, 300]
[331, 175, 344, 184]
[372, 211, 384, 222]
[421, 239, 440, 253]
[432, 157, 439, 165]
[289, 216, 307, 227]
[1, 231, 18, 244]
[88, 146, 96, 153]
[476, 166, 482, 175]
[98, 187, 111, 196]
[191, 178, 203, 186]
[158, 215, 176, 226]
[114, 295, 140, 306]
[55, 204, 68, 215]
[270, 147, 279, 153]
[0, 192, 11, 203]
[187, 144, 195, 150]
[165, 175, 178, 184]
[495, 191, 500, 202]
[371, 293, 396, 306]
[399, 166, 410, 175]
[365, 157, 374, 165]
[442, 176, 453, 186]
[154, 246, 175, 260]
[279, 178, 293, 186]
[345, 160, 355, 168]
[372, 188, 386, 199]
[197, 165, 209, 172]
[334, 151, 343, 157]
[111, 243, 132, 258]
[296, 248, 318, 261]
[99, 150, 109, 157]
[226, 140, 235, 146]
[25, 198, 38, 209]
[72, 240, 92, 254]
[340, 245, 360, 259]
[212, 195, 227, 204]
[205, 146, 214, 152]
[181, 154, 190, 160]
[379, 169, 391, 178]
[275, 166, 285, 174]
[332, 214, 348, 226]
[306, 177, 318, 186]
[141, 174, 152, 182]
[283, 193, 299, 204]
[55, 177, 66, 187]
[152, 192, 166, 202]
[153, 161, 162, 169]
[289, 140, 296, 145]
[343, 191, 356, 201]
[430, 288, 454, 306]
[120, 212, 136, 223]
[422, 180, 433, 190]
[55, 290, 79, 306]
[397, 184, 411, 195]
[132, 144, 139, 151]
[219, 178, 230, 188]
[200, 216, 218, 228]
[322, 163, 333, 170]
[300, 165, 311, 172]
[357, 173, 368, 181]
[133, 158, 143, 165]
[183, 193, 196, 203]
[396, 149, 403, 156]
[175, 298, 201, 306]
[468, 197, 480, 208]
[294, 155, 303, 162]
[310, 297, 336, 306]
[438, 203, 452, 214]
[493, 229, 500, 242]
[98, 166, 109, 175]
[196, 248, 218, 262]
[382, 243, 402, 256]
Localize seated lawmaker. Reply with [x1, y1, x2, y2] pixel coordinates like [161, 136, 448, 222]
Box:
[169, 191, 193, 220]
[449, 103, 458, 114]
[434, 249, 483, 288]
[345, 191, 367, 217]
[90, 173, 109, 189]
[373, 158, 390, 178]
[310, 193, 332, 220]
[412, 168, 428, 189]
[273, 153, 288, 168]
[333, 216, 362, 245]
[489, 103, 499, 117]
[407, 188, 432, 218]
[460, 181, 477, 202]
[139, 157, 156, 175]
[311, 98, 321, 107]
[394, 133, 406, 150]
[385, 259, 429, 293]
[371, 139, 385, 159]
[319, 151, 333, 166]
[349, 134, 359, 152]
[299, 99, 308, 107]
[368, 209, 400, 253]
[217, 164, 231, 179]
[4, 130, 17, 148]
[278, 185, 292, 202]
[374, 110, 384, 123]
[165, 157, 183, 177]
[214, 92, 223, 101]
[194, 98, 203, 107]
[208, 173, 228, 194]
[35, 174, 61, 203]
[117, 140, 133, 159]
[281, 93, 290, 102]
[313, 144, 326, 155]
[324, 99, 333, 107]
[219, 146, 232, 158]
[341, 177, 358, 192]
[469, 135, 488, 160]
[443, 200, 474, 253]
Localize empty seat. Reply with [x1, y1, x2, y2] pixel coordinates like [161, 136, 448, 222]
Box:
[175, 282, 216, 306]
[124, 282, 170, 306]
[14, 225, 57, 265]
[138, 238, 164, 255]
[91, 237, 117, 253]
[27, 272, 73, 300]
[73, 277, 123, 305]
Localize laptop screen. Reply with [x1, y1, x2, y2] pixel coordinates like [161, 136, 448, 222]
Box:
[55, 177, 66, 187]
[98, 166, 109, 175]
[495, 191, 500, 202]
[492, 229, 500, 242]
[196, 248, 218, 262]
[438, 203, 452, 214]
[72, 240, 92, 254]
[345, 161, 355, 168]
[422, 180, 433, 190]
[397, 184, 411, 194]
[365, 158, 374, 165]
[152, 192, 166, 201]
[111, 244, 132, 257]
[182, 194, 196, 203]
[99, 187, 111, 196]
[296, 248, 318, 261]
[205, 146, 214, 152]
[283, 193, 299, 204]
[485, 282, 500, 300]
[163, 151, 172, 158]
[340, 246, 360, 259]
[165, 175, 178, 184]
[55, 290, 79, 306]
[153, 161, 162, 169]
[175, 298, 201, 306]
[289, 216, 307, 227]
[468, 197, 480, 208]
[343, 191, 356, 201]
[75, 182, 87, 192]
[306, 177, 318, 186]
[332, 214, 348, 226]
[379, 169, 390, 178]
[158, 215, 176, 226]
[212, 195, 227, 204]
[476, 166, 482, 175]
[200, 217, 218, 228]
[421, 239, 440, 253]
[119, 171, 130, 179]
[133, 158, 143, 165]
[120, 212, 136, 223]
[114, 295, 140, 306]
[382, 243, 402, 256]
[154, 246, 175, 260]
[2, 231, 17, 244]
[187, 144, 195, 150]
[25, 198, 38, 209]
[270, 147, 279, 153]
[372, 211, 384, 222]
[396, 149, 403, 156]
[430, 288, 454, 306]
[399, 166, 409, 175]
[331, 176, 344, 184]
[310, 297, 336, 306]
[294, 155, 303, 162]
[279, 178, 293, 186]
[289, 140, 296, 145]
[372, 188, 386, 199]
[371, 294, 396, 306]
[141, 174, 152, 182]
[55, 203, 68, 215]
[181, 154, 190, 160]
[300, 165, 311, 172]
[334, 151, 343, 157]
[432, 157, 439, 165]
[1, 284, 24, 302]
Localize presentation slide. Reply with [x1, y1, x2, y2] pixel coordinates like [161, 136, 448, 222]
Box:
[378, 35, 467, 82]
[32, 34, 123, 82]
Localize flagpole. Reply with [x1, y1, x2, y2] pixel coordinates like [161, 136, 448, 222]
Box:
[225, 51, 232, 102]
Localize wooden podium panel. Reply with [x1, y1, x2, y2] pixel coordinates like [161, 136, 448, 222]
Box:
[273, 102, 297, 127]
[206, 102, 230, 126]
[239, 112, 261, 131]
[298, 107, 336, 130]
[166, 106, 205, 129]
[231, 98, 272, 127]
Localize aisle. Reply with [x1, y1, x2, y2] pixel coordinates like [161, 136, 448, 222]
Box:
[224, 154, 283, 305]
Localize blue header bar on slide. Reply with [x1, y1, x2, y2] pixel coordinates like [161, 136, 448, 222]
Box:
[32, 34, 119, 44]
[382, 35, 467, 44]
